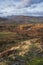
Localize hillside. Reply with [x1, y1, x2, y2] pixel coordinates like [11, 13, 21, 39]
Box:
[0, 23, 43, 65]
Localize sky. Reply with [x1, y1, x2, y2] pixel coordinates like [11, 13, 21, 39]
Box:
[0, 0, 43, 17]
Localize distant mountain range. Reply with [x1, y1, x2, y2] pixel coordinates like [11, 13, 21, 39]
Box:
[0, 16, 43, 24]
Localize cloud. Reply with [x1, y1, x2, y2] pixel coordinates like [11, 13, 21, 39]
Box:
[15, 0, 31, 8]
[0, 0, 43, 17]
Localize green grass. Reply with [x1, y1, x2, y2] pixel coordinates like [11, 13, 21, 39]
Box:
[27, 57, 43, 65]
[0, 32, 16, 38]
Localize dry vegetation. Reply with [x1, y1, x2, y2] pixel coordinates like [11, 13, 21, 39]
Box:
[0, 23, 43, 65]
